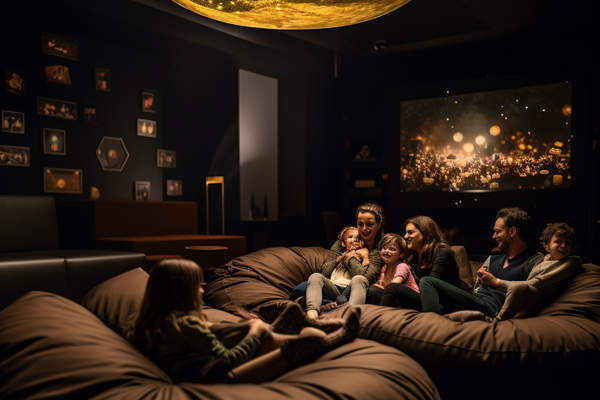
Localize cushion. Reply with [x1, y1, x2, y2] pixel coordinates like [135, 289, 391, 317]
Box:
[354, 263, 600, 399]
[0, 292, 440, 400]
[204, 246, 329, 320]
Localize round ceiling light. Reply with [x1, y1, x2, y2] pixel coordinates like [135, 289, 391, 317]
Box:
[172, 0, 412, 30]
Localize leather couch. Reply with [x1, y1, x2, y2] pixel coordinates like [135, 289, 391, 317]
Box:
[0, 195, 146, 309]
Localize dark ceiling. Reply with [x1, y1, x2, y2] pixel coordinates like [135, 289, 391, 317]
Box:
[134, 0, 592, 59]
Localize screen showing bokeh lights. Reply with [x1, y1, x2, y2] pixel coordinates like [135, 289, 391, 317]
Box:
[399, 82, 572, 192]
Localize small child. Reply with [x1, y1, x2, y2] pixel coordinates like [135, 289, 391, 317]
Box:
[330, 226, 369, 287]
[480, 222, 582, 320]
[125, 259, 359, 384]
[371, 233, 420, 310]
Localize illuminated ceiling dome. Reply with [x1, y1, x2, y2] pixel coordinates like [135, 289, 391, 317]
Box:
[172, 0, 412, 30]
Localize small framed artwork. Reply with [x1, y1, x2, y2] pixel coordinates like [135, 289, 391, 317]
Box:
[44, 167, 82, 194]
[166, 180, 182, 196]
[137, 118, 156, 138]
[82, 105, 98, 123]
[45, 65, 72, 86]
[37, 97, 77, 120]
[41, 32, 79, 61]
[2, 110, 25, 134]
[135, 181, 151, 200]
[96, 136, 130, 172]
[0, 145, 30, 167]
[141, 91, 156, 113]
[5, 67, 24, 95]
[43, 128, 66, 155]
[157, 149, 176, 168]
[94, 67, 110, 91]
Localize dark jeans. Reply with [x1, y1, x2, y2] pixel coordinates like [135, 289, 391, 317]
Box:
[420, 276, 496, 316]
[366, 284, 421, 311]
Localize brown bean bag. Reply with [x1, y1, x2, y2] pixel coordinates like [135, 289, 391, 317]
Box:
[203, 246, 600, 400]
[0, 264, 440, 400]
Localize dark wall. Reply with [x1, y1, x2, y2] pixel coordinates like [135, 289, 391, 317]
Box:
[0, 0, 338, 237]
[335, 38, 599, 262]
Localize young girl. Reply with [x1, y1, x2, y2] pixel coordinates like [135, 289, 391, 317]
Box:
[372, 233, 421, 311]
[305, 226, 371, 318]
[126, 259, 360, 384]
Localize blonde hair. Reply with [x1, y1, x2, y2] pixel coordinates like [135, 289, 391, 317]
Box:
[337, 226, 359, 246]
[125, 259, 206, 353]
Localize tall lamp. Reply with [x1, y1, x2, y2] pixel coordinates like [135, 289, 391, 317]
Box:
[205, 176, 225, 234]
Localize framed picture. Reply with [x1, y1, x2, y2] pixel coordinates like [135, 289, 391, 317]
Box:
[44, 167, 82, 193]
[95, 67, 110, 91]
[95, 136, 130, 172]
[141, 91, 155, 113]
[166, 180, 182, 196]
[135, 181, 151, 200]
[137, 118, 156, 138]
[2, 110, 25, 133]
[0, 145, 30, 167]
[37, 97, 77, 120]
[5, 67, 24, 95]
[82, 104, 98, 123]
[41, 32, 79, 61]
[45, 65, 72, 86]
[43, 128, 66, 155]
[157, 149, 176, 168]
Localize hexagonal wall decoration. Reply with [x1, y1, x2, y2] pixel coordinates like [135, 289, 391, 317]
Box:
[96, 136, 129, 172]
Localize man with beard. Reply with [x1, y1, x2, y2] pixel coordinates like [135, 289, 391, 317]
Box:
[420, 207, 542, 317]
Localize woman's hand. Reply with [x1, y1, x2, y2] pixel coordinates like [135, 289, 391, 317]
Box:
[477, 268, 500, 288]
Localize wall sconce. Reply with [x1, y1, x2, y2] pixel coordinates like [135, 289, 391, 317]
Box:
[206, 176, 225, 234]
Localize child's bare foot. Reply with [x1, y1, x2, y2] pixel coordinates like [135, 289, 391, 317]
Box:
[299, 326, 327, 337]
[306, 309, 319, 319]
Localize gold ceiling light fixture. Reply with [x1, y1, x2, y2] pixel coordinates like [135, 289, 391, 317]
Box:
[171, 0, 412, 30]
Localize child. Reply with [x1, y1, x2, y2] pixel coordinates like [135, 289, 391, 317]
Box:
[479, 222, 582, 320]
[371, 233, 421, 310]
[125, 258, 360, 384]
[305, 226, 372, 318]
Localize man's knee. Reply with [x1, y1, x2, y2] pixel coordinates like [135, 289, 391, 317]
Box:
[308, 273, 325, 285]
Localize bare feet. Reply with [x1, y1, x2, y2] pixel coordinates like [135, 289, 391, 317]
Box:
[306, 309, 319, 319]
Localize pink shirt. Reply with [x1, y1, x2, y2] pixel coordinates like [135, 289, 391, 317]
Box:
[375, 262, 420, 293]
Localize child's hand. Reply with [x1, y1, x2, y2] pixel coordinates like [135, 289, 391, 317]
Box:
[355, 248, 369, 260]
[477, 268, 500, 288]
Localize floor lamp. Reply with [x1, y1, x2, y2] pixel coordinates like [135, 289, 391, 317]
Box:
[205, 176, 225, 234]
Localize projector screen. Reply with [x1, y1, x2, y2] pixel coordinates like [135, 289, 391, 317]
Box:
[399, 81, 572, 193]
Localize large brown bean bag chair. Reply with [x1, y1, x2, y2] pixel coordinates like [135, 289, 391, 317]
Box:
[204, 246, 600, 400]
[0, 266, 439, 400]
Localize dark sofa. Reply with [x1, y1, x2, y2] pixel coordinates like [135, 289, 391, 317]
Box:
[0, 195, 146, 309]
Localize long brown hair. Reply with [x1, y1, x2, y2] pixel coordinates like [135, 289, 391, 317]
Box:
[125, 259, 206, 353]
[405, 215, 450, 270]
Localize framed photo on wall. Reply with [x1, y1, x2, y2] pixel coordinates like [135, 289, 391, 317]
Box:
[2, 110, 25, 133]
[43, 128, 66, 155]
[166, 180, 182, 196]
[94, 67, 110, 91]
[41, 32, 79, 61]
[37, 97, 77, 120]
[0, 145, 30, 167]
[135, 181, 151, 200]
[43, 167, 82, 194]
[95, 136, 130, 172]
[157, 149, 176, 168]
[137, 118, 156, 137]
[5, 67, 24, 95]
[45, 65, 72, 86]
[141, 91, 155, 113]
[82, 104, 98, 123]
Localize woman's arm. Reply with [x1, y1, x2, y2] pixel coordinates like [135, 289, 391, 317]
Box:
[360, 249, 383, 285]
[178, 316, 264, 368]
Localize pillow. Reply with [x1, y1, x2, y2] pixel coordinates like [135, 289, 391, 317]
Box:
[81, 267, 149, 334]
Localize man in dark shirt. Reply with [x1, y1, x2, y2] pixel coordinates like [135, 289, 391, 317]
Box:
[420, 207, 541, 317]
